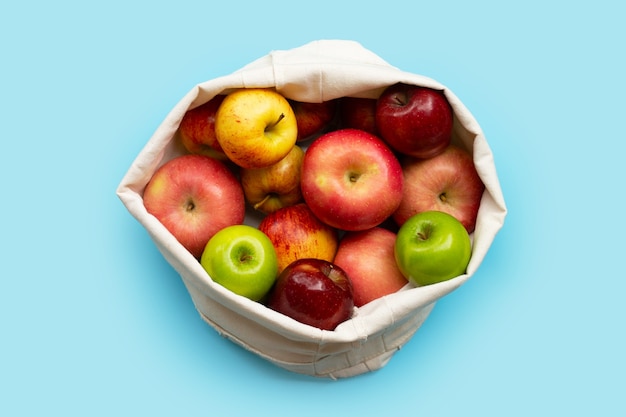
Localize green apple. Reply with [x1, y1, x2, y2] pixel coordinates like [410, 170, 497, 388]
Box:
[394, 210, 471, 286]
[200, 225, 278, 301]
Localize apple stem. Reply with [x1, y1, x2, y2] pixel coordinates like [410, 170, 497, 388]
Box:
[185, 199, 195, 212]
[393, 93, 407, 106]
[266, 113, 285, 131]
[417, 223, 433, 241]
[253, 194, 271, 211]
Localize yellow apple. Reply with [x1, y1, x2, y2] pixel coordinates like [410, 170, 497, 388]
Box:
[240, 145, 305, 214]
[215, 88, 298, 169]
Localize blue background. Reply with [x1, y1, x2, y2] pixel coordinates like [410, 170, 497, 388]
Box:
[2, 1, 624, 415]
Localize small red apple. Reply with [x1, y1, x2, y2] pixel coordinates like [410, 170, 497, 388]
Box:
[376, 83, 453, 159]
[178, 95, 228, 160]
[142, 154, 245, 259]
[393, 145, 485, 233]
[338, 96, 378, 135]
[300, 128, 404, 231]
[333, 227, 408, 307]
[266, 258, 354, 331]
[289, 99, 338, 142]
[258, 203, 339, 274]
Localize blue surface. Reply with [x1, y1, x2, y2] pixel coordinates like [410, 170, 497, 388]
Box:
[2, 1, 624, 415]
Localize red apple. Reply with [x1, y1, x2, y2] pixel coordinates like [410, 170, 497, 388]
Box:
[333, 227, 408, 307]
[266, 258, 354, 331]
[258, 203, 339, 274]
[143, 154, 245, 259]
[300, 128, 404, 231]
[289, 99, 338, 142]
[393, 145, 485, 233]
[339, 96, 378, 135]
[178, 95, 228, 160]
[240, 145, 305, 214]
[376, 83, 453, 159]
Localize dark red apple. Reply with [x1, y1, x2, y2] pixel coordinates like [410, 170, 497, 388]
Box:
[376, 83, 453, 159]
[266, 258, 354, 331]
[289, 99, 338, 142]
[339, 96, 378, 135]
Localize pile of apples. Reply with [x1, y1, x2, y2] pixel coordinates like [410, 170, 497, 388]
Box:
[143, 83, 485, 331]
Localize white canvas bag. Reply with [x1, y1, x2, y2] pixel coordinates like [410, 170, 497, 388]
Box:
[117, 40, 507, 379]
